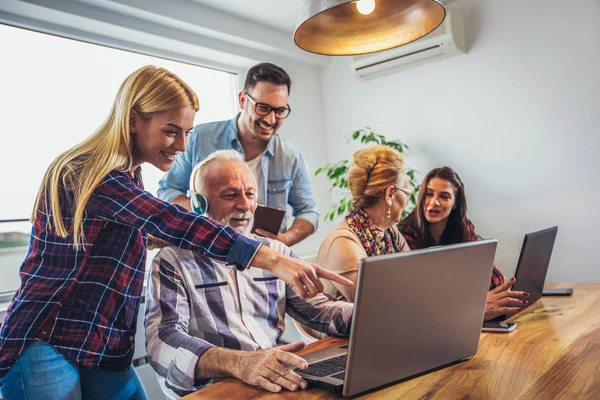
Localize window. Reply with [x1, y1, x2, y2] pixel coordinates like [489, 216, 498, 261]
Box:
[0, 24, 239, 294]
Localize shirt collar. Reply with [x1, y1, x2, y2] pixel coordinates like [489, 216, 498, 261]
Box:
[132, 167, 144, 190]
[226, 115, 240, 149]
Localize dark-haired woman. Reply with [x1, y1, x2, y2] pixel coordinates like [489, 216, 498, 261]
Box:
[399, 166, 529, 321]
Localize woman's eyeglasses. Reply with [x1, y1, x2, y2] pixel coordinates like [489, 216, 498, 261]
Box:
[395, 186, 412, 196]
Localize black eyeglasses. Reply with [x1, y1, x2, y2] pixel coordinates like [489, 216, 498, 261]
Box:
[244, 92, 291, 119]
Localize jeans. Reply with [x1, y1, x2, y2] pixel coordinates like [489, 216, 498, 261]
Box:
[0, 341, 148, 400]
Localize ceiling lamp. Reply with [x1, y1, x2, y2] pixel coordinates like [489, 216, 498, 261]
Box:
[294, 0, 446, 56]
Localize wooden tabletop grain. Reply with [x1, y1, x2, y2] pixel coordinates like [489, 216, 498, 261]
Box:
[182, 283, 600, 399]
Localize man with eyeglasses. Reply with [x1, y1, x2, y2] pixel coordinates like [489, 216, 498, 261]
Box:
[158, 63, 319, 246]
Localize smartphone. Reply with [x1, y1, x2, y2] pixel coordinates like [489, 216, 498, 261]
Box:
[251, 204, 286, 236]
[542, 288, 573, 296]
[481, 322, 517, 333]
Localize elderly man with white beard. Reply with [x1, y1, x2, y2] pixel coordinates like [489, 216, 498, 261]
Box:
[144, 150, 353, 396]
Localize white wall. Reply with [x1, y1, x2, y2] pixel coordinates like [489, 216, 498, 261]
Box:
[272, 59, 337, 258]
[320, 0, 600, 282]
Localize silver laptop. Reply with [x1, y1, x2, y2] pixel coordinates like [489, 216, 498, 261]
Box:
[297, 240, 497, 397]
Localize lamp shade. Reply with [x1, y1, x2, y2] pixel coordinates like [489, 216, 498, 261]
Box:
[294, 0, 446, 56]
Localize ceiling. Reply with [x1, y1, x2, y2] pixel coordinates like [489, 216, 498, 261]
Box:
[189, 0, 456, 33]
[188, 0, 302, 32]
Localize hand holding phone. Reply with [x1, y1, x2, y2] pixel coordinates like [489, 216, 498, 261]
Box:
[251, 205, 286, 236]
[481, 321, 517, 333]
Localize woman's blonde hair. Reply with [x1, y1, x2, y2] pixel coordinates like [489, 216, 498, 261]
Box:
[32, 65, 199, 248]
[348, 145, 405, 209]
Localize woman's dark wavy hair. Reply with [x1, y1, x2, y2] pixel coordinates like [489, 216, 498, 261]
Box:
[402, 166, 470, 247]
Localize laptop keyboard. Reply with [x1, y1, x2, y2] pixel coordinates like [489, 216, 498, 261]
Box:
[303, 354, 347, 377]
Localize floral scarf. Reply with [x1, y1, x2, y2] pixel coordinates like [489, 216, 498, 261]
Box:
[345, 205, 401, 257]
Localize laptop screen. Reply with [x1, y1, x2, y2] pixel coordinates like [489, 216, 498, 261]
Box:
[512, 226, 558, 305]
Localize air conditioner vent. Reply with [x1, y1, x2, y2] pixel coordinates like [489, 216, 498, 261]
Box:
[351, 10, 466, 80]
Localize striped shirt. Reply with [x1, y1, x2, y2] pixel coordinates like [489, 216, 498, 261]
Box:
[145, 237, 353, 395]
[0, 169, 261, 378]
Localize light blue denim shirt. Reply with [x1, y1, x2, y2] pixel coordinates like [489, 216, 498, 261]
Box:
[158, 115, 319, 231]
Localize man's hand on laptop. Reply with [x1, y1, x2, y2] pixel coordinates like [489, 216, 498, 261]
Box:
[234, 342, 309, 393]
[484, 277, 530, 321]
[253, 246, 353, 299]
[196, 342, 309, 392]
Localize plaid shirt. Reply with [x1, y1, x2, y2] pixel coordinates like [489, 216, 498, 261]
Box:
[145, 236, 353, 395]
[0, 169, 260, 378]
[399, 219, 504, 290]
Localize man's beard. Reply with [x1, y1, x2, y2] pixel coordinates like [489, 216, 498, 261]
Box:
[210, 210, 255, 237]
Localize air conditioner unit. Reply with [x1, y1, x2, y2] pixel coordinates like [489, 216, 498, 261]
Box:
[351, 9, 466, 79]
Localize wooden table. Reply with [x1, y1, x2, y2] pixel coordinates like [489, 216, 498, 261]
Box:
[183, 283, 600, 399]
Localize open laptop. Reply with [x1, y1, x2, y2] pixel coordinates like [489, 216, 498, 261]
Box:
[296, 240, 497, 397]
[507, 226, 559, 313]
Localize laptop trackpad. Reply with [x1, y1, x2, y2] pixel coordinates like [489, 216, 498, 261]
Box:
[302, 345, 347, 363]
[331, 371, 345, 381]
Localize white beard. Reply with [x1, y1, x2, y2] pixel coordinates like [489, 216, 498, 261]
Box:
[209, 211, 255, 237]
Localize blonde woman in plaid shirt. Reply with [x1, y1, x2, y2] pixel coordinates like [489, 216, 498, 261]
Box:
[0, 66, 350, 400]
